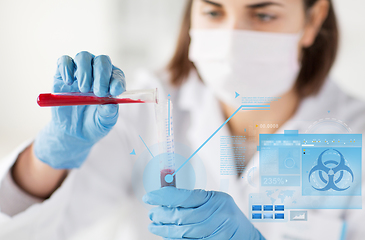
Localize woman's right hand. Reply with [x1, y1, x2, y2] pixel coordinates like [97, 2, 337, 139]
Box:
[33, 51, 126, 169]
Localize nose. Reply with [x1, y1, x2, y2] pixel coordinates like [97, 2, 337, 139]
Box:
[225, 15, 246, 30]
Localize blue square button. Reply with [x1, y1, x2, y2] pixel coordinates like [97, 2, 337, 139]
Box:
[275, 213, 285, 219]
[264, 205, 273, 211]
[252, 213, 262, 219]
[275, 205, 284, 211]
[252, 205, 262, 211]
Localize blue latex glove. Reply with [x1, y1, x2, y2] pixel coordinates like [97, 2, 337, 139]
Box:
[34, 51, 126, 169]
[143, 187, 265, 240]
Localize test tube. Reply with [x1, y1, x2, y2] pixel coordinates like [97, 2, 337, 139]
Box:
[156, 99, 176, 188]
[37, 88, 158, 107]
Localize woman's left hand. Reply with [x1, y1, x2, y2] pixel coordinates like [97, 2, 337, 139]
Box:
[143, 187, 265, 240]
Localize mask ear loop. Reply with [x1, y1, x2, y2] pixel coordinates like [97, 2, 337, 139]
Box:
[289, 30, 304, 72]
[297, 30, 305, 40]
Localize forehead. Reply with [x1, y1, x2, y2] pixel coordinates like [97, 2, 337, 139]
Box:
[197, 0, 300, 7]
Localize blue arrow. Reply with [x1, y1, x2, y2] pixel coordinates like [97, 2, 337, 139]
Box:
[235, 92, 240, 98]
[130, 149, 136, 155]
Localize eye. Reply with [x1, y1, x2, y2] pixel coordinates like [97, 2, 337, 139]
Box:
[203, 10, 223, 19]
[255, 13, 277, 22]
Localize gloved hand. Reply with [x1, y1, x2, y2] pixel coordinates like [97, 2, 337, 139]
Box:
[34, 51, 126, 169]
[143, 187, 265, 240]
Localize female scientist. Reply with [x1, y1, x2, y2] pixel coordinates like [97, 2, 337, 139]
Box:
[0, 0, 364, 239]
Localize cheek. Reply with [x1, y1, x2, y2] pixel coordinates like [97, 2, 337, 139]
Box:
[283, 2, 307, 32]
[190, 5, 199, 29]
[191, 15, 206, 29]
[190, 12, 220, 29]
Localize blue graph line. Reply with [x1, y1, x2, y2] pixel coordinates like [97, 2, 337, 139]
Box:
[172, 105, 245, 177]
[139, 135, 154, 158]
[241, 108, 270, 110]
[168, 98, 171, 136]
[241, 105, 270, 107]
[340, 221, 347, 240]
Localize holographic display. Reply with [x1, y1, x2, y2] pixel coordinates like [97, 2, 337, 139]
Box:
[258, 130, 362, 209]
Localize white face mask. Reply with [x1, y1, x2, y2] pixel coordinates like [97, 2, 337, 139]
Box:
[188, 29, 302, 108]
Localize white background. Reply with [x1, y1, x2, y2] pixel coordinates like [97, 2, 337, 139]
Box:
[0, 0, 364, 159]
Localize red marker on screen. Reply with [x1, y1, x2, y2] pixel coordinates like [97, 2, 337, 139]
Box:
[37, 89, 158, 107]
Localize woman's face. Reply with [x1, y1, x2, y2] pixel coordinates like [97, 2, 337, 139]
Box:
[191, 0, 329, 48]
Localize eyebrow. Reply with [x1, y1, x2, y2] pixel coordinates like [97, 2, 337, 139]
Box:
[201, 0, 222, 7]
[246, 2, 284, 9]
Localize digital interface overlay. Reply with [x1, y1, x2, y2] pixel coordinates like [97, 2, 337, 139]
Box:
[250, 130, 362, 221]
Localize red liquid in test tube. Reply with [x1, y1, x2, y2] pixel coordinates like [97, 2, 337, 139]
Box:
[37, 93, 145, 107]
[160, 169, 176, 187]
[37, 89, 158, 107]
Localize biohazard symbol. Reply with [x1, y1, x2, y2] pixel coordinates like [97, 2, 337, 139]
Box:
[308, 149, 354, 191]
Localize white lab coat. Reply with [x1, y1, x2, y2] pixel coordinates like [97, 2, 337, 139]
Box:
[0, 69, 364, 240]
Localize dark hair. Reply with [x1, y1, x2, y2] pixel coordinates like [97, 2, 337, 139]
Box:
[167, 0, 339, 98]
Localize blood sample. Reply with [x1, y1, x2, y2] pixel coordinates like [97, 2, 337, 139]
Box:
[37, 89, 158, 107]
